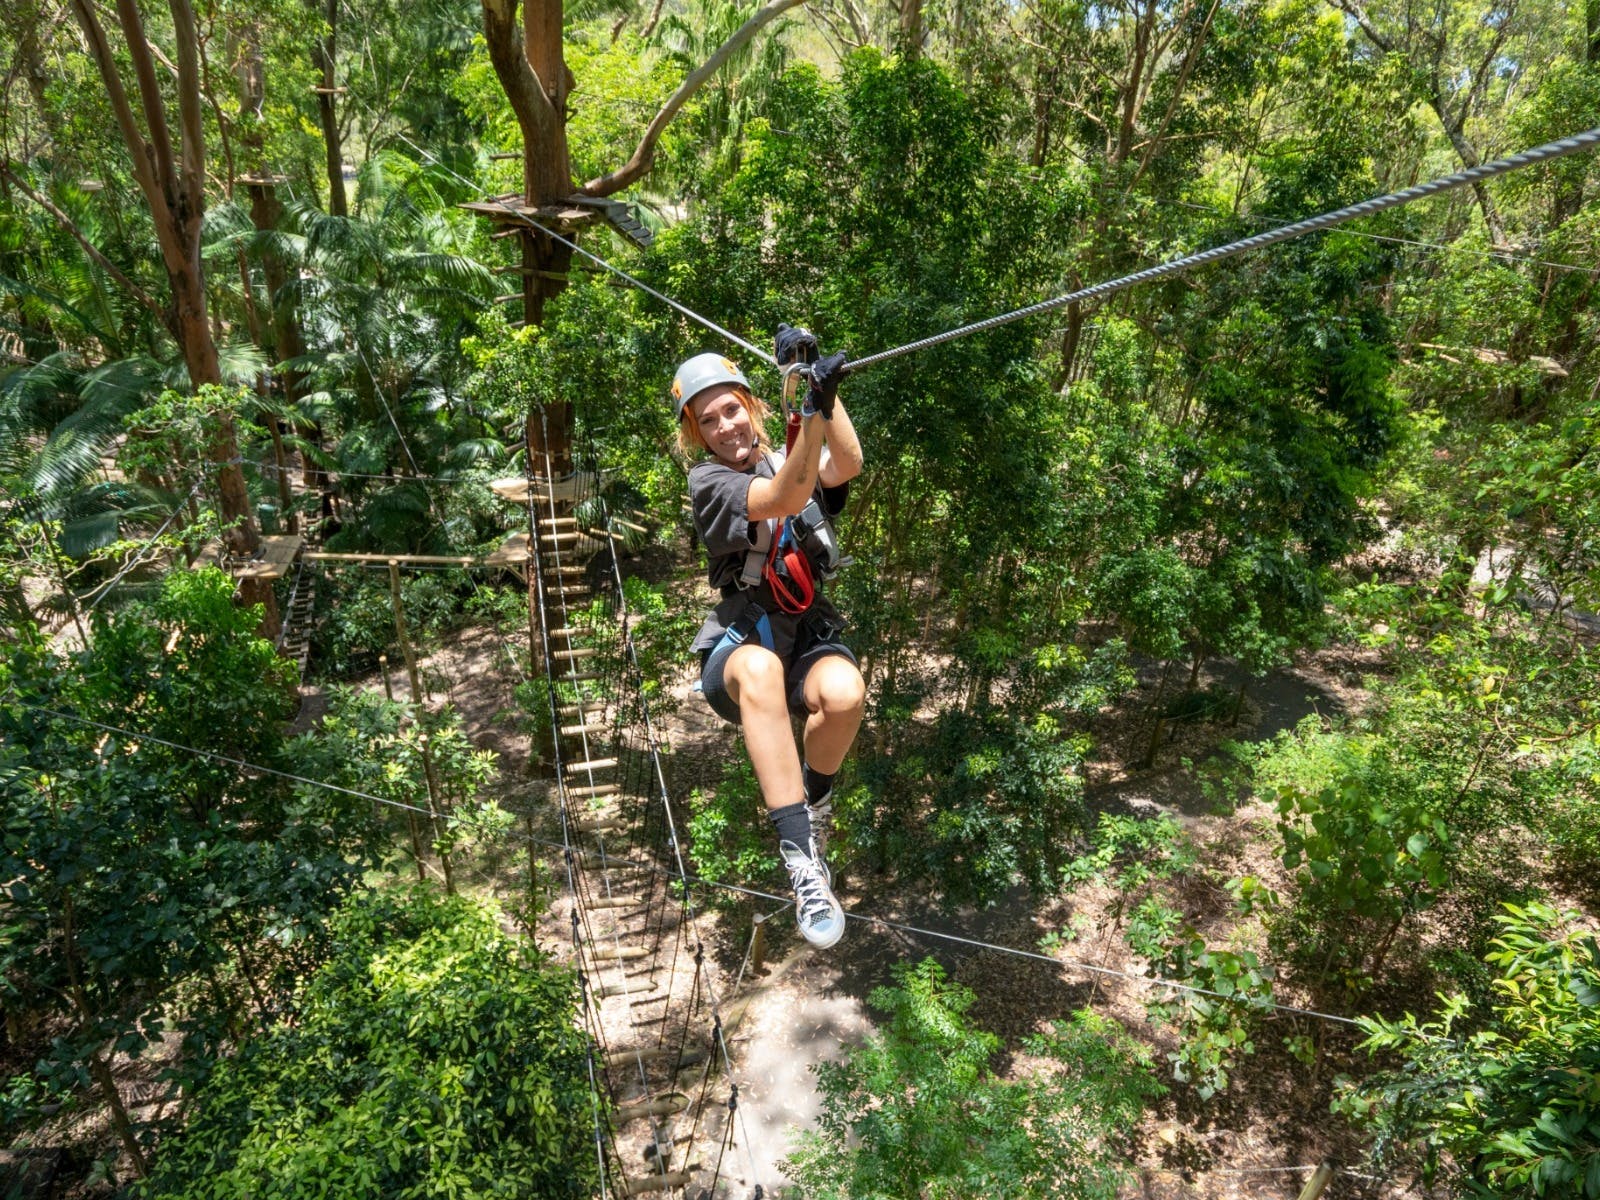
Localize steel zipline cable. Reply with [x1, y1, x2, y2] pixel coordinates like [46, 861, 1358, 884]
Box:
[381, 124, 1600, 380]
[841, 126, 1600, 373]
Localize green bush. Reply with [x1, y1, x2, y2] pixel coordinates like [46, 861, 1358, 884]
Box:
[1335, 902, 1600, 1197]
[144, 887, 599, 1200]
[784, 959, 1162, 1200]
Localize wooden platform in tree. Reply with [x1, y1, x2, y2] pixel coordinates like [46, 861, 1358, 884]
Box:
[485, 531, 531, 565]
[459, 195, 597, 232]
[190, 534, 303, 580]
[234, 535, 304, 580]
[489, 472, 598, 505]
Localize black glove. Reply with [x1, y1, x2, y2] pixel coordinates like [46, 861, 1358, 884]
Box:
[775, 322, 819, 367]
[806, 351, 847, 420]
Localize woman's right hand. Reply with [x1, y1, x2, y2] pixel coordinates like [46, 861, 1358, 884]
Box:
[806, 352, 847, 420]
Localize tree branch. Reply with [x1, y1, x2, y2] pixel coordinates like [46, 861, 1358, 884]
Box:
[168, 0, 208, 215]
[580, 0, 807, 196]
[112, 0, 180, 204]
[0, 164, 168, 321]
[68, 0, 165, 214]
[481, 0, 563, 184]
[1329, 0, 1391, 53]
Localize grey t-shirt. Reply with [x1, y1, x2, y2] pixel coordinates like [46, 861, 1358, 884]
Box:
[687, 450, 848, 655]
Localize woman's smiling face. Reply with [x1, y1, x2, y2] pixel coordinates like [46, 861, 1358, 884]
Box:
[691, 386, 759, 468]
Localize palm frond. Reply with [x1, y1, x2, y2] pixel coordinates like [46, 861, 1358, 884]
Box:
[217, 339, 270, 386]
[445, 438, 509, 467]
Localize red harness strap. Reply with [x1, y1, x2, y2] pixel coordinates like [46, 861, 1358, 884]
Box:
[764, 411, 815, 614]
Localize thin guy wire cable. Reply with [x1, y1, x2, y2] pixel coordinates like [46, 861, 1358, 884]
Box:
[843, 126, 1600, 374]
[80, 471, 209, 614]
[10, 700, 1376, 1036]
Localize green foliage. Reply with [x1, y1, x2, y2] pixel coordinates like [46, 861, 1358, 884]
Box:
[1250, 600, 1600, 987]
[316, 567, 478, 677]
[143, 887, 598, 1200]
[686, 757, 777, 901]
[1335, 902, 1600, 1198]
[784, 959, 1162, 1200]
[1262, 717, 1452, 986]
[290, 688, 505, 861]
[1061, 811, 1194, 892]
[863, 706, 1088, 907]
[1145, 934, 1276, 1101]
[0, 571, 380, 1151]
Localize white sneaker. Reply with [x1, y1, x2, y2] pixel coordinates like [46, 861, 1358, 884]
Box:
[780, 839, 845, 949]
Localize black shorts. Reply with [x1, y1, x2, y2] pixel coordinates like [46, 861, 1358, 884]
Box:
[699, 621, 858, 725]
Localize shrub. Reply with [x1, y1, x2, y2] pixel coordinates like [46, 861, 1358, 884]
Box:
[784, 959, 1162, 1200]
[144, 887, 599, 1200]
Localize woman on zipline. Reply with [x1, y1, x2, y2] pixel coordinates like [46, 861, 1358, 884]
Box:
[673, 326, 864, 948]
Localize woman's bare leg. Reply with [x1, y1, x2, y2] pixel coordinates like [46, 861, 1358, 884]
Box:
[801, 655, 866, 773]
[723, 642, 803, 812]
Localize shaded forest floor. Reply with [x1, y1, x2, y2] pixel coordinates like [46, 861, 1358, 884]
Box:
[357, 583, 1430, 1199]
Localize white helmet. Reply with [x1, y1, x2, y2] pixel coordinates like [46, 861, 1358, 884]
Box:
[671, 352, 750, 421]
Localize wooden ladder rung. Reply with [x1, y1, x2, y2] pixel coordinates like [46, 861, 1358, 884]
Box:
[561, 722, 608, 737]
[592, 977, 658, 1000]
[602, 1046, 708, 1068]
[554, 647, 598, 661]
[557, 671, 600, 682]
[620, 1169, 698, 1196]
[566, 757, 618, 774]
[558, 701, 606, 717]
[591, 945, 649, 962]
[611, 1093, 688, 1124]
[567, 782, 622, 799]
[583, 895, 642, 911]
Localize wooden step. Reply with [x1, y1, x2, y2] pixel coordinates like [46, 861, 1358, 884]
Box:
[602, 1046, 708, 1068]
[566, 757, 618, 774]
[575, 851, 650, 871]
[566, 782, 622, 799]
[591, 945, 649, 962]
[575, 814, 625, 832]
[583, 895, 643, 911]
[558, 702, 606, 717]
[561, 722, 608, 737]
[554, 647, 598, 661]
[592, 977, 658, 1000]
[611, 1093, 688, 1124]
[621, 1169, 697, 1196]
[556, 671, 600, 683]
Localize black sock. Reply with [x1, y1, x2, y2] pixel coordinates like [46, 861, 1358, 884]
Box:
[802, 764, 836, 807]
[768, 801, 812, 848]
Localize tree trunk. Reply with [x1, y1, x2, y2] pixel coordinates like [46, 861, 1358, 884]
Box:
[310, 0, 347, 217]
[897, 0, 923, 58]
